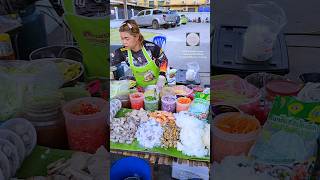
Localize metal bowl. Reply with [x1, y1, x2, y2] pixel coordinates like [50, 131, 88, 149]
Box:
[31, 58, 84, 87]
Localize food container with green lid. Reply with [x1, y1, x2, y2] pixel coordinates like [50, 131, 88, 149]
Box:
[144, 96, 159, 111]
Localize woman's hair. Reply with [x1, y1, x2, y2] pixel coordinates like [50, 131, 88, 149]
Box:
[119, 20, 144, 45]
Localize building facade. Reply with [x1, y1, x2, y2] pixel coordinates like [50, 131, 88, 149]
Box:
[110, 0, 209, 20]
[111, 0, 150, 19]
[137, 0, 209, 12]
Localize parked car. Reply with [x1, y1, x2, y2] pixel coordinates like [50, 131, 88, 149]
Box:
[180, 14, 188, 25]
[131, 9, 177, 29]
[167, 10, 180, 27]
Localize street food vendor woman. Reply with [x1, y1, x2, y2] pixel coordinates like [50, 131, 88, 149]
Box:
[111, 20, 168, 87]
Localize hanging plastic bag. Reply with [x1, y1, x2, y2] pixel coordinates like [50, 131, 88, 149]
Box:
[110, 80, 130, 99]
[25, 60, 64, 94]
[242, 1, 287, 61]
[0, 74, 24, 121]
[0, 60, 64, 121]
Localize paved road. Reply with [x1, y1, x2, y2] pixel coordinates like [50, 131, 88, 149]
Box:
[143, 23, 210, 73]
[111, 20, 210, 74]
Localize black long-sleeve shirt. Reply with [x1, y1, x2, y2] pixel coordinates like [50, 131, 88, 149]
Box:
[111, 41, 168, 76]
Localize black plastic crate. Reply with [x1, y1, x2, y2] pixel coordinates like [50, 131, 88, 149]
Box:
[212, 25, 289, 78]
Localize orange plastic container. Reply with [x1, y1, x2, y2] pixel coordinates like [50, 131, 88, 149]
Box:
[212, 112, 261, 162]
[62, 97, 108, 153]
[176, 97, 191, 112]
[129, 92, 144, 110]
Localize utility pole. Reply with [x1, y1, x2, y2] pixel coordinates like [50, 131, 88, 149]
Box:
[124, 0, 128, 19]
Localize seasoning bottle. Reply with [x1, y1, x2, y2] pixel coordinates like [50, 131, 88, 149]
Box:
[120, 61, 131, 77]
[110, 66, 117, 80]
[0, 33, 15, 60]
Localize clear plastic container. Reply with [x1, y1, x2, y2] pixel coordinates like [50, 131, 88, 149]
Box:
[176, 97, 192, 112]
[23, 91, 68, 149]
[242, 1, 287, 61]
[212, 113, 261, 162]
[62, 97, 108, 153]
[213, 74, 262, 117]
[161, 95, 176, 112]
[129, 92, 144, 110]
[144, 96, 159, 111]
[160, 87, 175, 98]
[117, 95, 131, 109]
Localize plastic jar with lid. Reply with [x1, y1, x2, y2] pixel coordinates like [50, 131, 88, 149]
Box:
[129, 92, 144, 110]
[117, 95, 131, 109]
[161, 95, 176, 112]
[176, 97, 192, 112]
[266, 80, 302, 101]
[62, 97, 108, 153]
[213, 112, 261, 162]
[144, 96, 159, 111]
[23, 91, 68, 149]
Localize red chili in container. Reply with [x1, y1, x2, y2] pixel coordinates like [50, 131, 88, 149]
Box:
[72, 103, 100, 115]
[62, 97, 108, 153]
[266, 80, 302, 101]
[129, 92, 144, 110]
[66, 122, 107, 153]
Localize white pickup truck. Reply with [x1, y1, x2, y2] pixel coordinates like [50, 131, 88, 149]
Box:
[131, 9, 178, 29]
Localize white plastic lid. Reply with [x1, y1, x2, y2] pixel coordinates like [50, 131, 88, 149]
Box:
[0, 151, 10, 180]
[0, 129, 26, 164]
[2, 118, 37, 157]
[0, 139, 20, 176]
[0, 169, 4, 180]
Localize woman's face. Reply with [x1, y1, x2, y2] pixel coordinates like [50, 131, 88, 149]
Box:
[120, 32, 139, 49]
